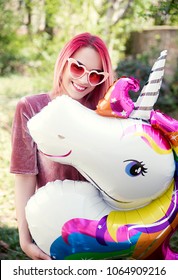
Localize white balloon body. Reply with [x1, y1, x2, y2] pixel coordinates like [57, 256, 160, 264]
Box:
[25, 51, 178, 259]
[27, 95, 175, 210]
[26, 180, 113, 256]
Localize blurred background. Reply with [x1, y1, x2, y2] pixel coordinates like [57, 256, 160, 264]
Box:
[0, 0, 178, 259]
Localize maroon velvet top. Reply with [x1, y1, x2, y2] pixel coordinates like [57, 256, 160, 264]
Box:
[10, 93, 87, 188]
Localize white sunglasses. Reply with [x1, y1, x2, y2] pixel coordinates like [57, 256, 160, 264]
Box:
[67, 57, 109, 86]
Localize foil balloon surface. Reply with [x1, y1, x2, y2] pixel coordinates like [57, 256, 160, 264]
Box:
[26, 50, 178, 260]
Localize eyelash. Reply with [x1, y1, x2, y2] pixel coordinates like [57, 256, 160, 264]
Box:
[124, 159, 148, 177]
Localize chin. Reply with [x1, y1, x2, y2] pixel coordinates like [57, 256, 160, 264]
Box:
[68, 92, 87, 100]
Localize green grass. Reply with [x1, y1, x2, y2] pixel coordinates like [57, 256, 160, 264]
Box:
[0, 74, 177, 260]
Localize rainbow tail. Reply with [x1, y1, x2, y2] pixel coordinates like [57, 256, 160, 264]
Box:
[150, 110, 178, 259]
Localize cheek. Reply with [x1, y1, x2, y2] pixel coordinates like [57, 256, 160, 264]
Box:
[62, 66, 70, 82]
[61, 69, 72, 91]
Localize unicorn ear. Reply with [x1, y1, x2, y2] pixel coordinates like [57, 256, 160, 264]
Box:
[130, 50, 167, 120]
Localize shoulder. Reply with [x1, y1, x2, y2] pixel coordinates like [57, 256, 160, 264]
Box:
[21, 93, 51, 109]
[16, 93, 51, 118]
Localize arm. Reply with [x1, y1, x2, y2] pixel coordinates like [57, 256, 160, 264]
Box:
[14, 174, 51, 260]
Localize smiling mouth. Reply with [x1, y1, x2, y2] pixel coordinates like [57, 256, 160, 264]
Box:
[83, 172, 132, 204]
[72, 81, 87, 92]
[40, 150, 72, 158]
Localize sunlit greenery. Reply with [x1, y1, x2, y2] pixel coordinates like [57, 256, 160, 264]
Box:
[1, 0, 177, 75]
[0, 0, 177, 259]
[0, 74, 50, 260]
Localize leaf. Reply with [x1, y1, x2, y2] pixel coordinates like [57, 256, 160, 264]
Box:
[0, 240, 9, 251]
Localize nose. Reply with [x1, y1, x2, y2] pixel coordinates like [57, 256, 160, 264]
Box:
[78, 73, 89, 85]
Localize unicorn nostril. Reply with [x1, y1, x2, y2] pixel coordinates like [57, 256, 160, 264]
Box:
[58, 134, 65, 139]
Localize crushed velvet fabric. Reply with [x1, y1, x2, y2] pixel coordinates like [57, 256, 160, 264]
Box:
[10, 93, 87, 188]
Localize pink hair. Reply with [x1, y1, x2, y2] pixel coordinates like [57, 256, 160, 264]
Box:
[51, 32, 114, 109]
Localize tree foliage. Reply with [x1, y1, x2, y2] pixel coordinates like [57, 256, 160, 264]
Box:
[0, 0, 177, 75]
[143, 0, 178, 25]
[0, 0, 24, 74]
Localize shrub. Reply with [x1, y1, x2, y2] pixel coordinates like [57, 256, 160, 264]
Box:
[115, 57, 178, 114]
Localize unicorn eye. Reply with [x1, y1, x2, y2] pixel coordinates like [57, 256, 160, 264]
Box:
[124, 159, 148, 177]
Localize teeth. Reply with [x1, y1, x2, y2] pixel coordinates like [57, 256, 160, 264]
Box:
[73, 82, 86, 91]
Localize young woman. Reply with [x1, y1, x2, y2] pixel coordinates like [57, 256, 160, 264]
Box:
[10, 32, 114, 260]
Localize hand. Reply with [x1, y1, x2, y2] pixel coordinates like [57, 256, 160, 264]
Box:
[14, 174, 52, 260]
[21, 241, 52, 260]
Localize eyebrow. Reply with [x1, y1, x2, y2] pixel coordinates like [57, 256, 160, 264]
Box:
[77, 60, 103, 72]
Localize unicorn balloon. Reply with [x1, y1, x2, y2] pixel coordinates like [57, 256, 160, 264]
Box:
[26, 50, 178, 260]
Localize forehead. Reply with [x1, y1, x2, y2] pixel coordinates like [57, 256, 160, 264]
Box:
[72, 47, 102, 70]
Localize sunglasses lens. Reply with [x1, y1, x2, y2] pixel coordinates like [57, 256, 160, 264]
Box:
[70, 62, 84, 78]
[89, 72, 105, 85]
